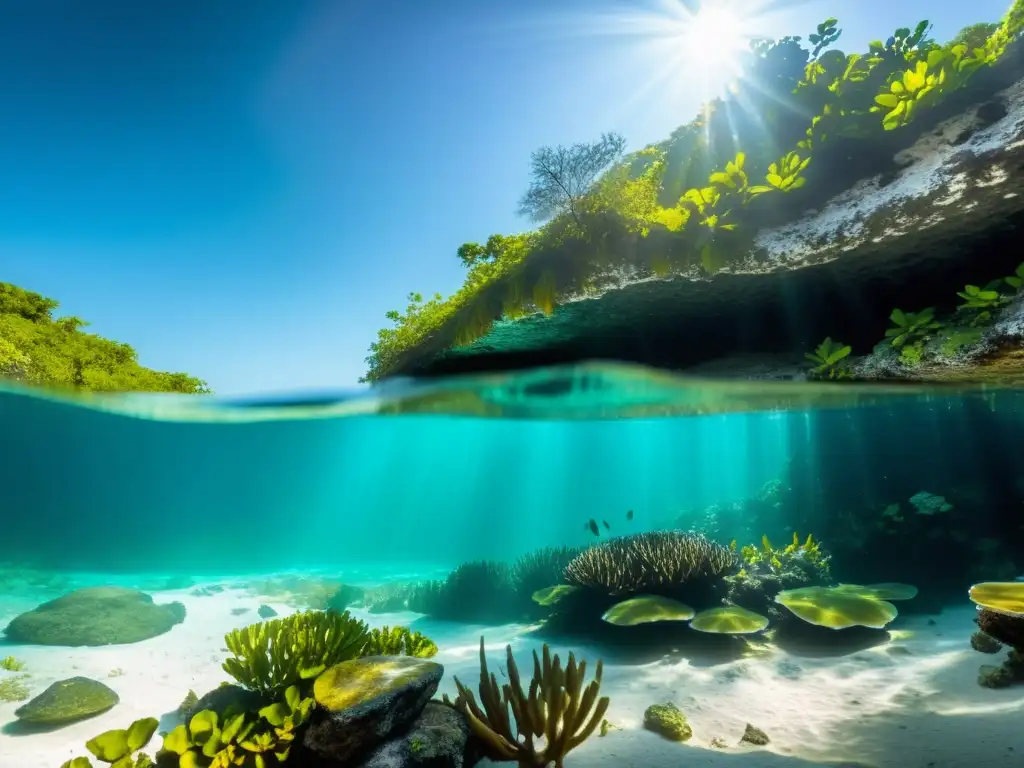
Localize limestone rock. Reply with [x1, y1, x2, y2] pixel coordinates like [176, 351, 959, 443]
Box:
[3, 586, 186, 646]
[304, 655, 443, 765]
[354, 701, 477, 768]
[14, 677, 118, 724]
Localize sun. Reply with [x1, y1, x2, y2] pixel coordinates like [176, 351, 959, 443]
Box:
[679, 3, 755, 74]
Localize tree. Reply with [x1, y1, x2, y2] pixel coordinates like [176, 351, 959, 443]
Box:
[516, 132, 627, 230]
[951, 22, 999, 51]
[55, 316, 89, 333]
[456, 234, 512, 268]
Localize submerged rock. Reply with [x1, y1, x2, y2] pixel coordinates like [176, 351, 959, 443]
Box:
[14, 677, 118, 724]
[305, 655, 444, 764]
[643, 702, 692, 742]
[740, 723, 770, 746]
[257, 604, 278, 618]
[354, 701, 477, 768]
[3, 586, 186, 646]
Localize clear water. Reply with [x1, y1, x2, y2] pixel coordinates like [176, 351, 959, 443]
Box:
[1, 363, 1023, 767]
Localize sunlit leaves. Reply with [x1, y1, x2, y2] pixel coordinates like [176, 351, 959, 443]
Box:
[748, 151, 811, 195]
[805, 337, 853, 379]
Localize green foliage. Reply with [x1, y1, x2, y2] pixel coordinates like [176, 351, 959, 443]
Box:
[1005, 262, 1024, 292]
[60, 717, 158, 768]
[408, 560, 516, 623]
[805, 337, 852, 379]
[0, 674, 30, 702]
[364, 4, 1024, 381]
[957, 281, 1009, 326]
[885, 307, 942, 348]
[0, 282, 209, 393]
[362, 626, 439, 658]
[222, 610, 369, 694]
[157, 686, 313, 768]
[1, 655, 24, 671]
[738, 532, 830, 579]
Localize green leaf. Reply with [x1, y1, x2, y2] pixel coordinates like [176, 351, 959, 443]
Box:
[874, 93, 901, 107]
[259, 703, 289, 728]
[126, 718, 159, 753]
[86, 730, 131, 762]
[890, 309, 907, 326]
[221, 713, 248, 745]
[61, 758, 95, 768]
[161, 726, 192, 756]
[180, 751, 204, 768]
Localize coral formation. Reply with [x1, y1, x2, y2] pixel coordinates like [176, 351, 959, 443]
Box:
[14, 676, 119, 725]
[689, 606, 770, 635]
[642, 702, 692, 742]
[774, 586, 901, 630]
[909, 491, 953, 515]
[511, 546, 582, 615]
[600, 595, 695, 626]
[725, 532, 832, 617]
[971, 630, 1002, 654]
[563, 531, 735, 596]
[3, 587, 186, 646]
[450, 637, 609, 767]
[969, 581, 1024, 616]
[223, 610, 370, 694]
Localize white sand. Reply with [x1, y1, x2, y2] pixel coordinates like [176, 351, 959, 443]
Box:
[1, 584, 1023, 768]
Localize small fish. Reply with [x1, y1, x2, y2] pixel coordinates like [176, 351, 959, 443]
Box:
[626, 510, 634, 521]
[602, 520, 610, 530]
[587, 519, 600, 537]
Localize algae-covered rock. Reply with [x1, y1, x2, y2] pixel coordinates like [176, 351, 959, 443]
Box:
[643, 702, 692, 742]
[354, 701, 477, 768]
[14, 677, 118, 724]
[305, 655, 444, 763]
[3, 587, 186, 646]
[740, 723, 770, 746]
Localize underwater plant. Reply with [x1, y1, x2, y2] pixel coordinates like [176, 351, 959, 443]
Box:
[0, 674, 30, 702]
[158, 684, 313, 768]
[1006, 262, 1024, 292]
[408, 560, 516, 623]
[1, 654, 25, 671]
[563, 531, 735, 596]
[60, 717, 159, 768]
[805, 338, 853, 380]
[222, 610, 369, 694]
[362, 626, 438, 658]
[957, 282, 1009, 326]
[450, 637, 609, 768]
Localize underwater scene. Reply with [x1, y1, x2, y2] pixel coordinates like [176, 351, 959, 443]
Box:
[5, 0, 1024, 767]
[1, 372, 1023, 768]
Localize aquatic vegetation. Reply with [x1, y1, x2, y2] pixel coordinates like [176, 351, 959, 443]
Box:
[450, 637, 609, 768]
[805, 337, 853, 380]
[0, 674, 30, 702]
[222, 610, 370, 694]
[957, 282, 1009, 322]
[774, 585, 900, 630]
[0, 281, 209, 393]
[362, 626, 438, 659]
[642, 702, 692, 742]
[909, 491, 952, 515]
[60, 717, 159, 768]
[408, 560, 516, 623]
[1, 654, 24, 671]
[3, 586, 187, 646]
[1006, 262, 1024, 292]
[563, 531, 735, 596]
[885, 307, 943, 354]
[600, 595, 695, 626]
[363, 4, 1024, 380]
[689, 606, 770, 635]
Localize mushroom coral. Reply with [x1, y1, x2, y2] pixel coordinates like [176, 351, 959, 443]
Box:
[690, 606, 770, 634]
[600, 595, 695, 626]
[774, 586, 900, 630]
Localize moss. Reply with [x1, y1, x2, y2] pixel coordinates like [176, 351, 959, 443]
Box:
[14, 677, 118, 724]
[0, 675, 30, 702]
[643, 703, 692, 742]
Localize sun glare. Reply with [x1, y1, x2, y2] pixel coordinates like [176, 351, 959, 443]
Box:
[680, 4, 753, 74]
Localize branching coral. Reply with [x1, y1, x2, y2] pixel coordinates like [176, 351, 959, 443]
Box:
[362, 626, 438, 659]
[450, 637, 609, 768]
[511, 547, 582, 600]
[563, 532, 735, 596]
[222, 610, 369, 694]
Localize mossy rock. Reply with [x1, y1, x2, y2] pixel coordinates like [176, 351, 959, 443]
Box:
[643, 702, 692, 742]
[14, 677, 118, 724]
[3, 587, 186, 646]
[305, 656, 444, 764]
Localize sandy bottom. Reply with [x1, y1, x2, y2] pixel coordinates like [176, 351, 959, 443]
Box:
[1, 580, 1023, 768]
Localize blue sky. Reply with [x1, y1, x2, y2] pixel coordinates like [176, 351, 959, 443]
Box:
[0, 0, 1012, 395]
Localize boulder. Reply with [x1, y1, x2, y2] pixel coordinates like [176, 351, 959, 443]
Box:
[354, 701, 477, 768]
[14, 677, 118, 725]
[304, 655, 443, 765]
[3, 586, 186, 646]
